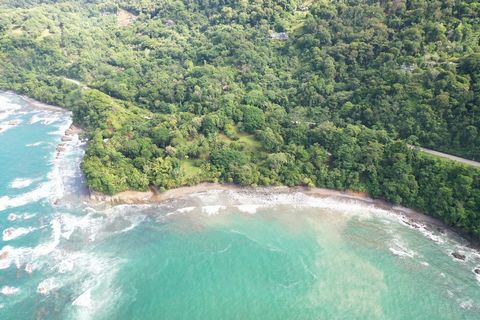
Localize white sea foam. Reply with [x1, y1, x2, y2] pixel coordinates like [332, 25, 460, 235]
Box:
[459, 299, 474, 310]
[56, 259, 75, 273]
[29, 112, 64, 125]
[0, 286, 19, 295]
[223, 191, 385, 218]
[0, 246, 12, 270]
[0, 95, 22, 111]
[73, 288, 92, 308]
[389, 247, 415, 258]
[0, 110, 15, 122]
[237, 204, 261, 214]
[37, 278, 59, 295]
[417, 226, 446, 244]
[0, 96, 22, 122]
[23, 213, 37, 220]
[33, 218, 61, 257]
[26, 141, 43, 147]
[10, 178, 35, 189]
[177, 206, 196, 213]
[0, 183, 52, 212]
[25, 263, 33, 274]
[389, 237, 416, 258]
[0, 245, 33, 270]
[58, 213, 92, 240]
[118, 213, 147, 234]
[2, 227, 35, 241]
[0, 129, 80, 213]
[0, 119, 22, 134]
[0, 196, 8, 212]
[202, 205, 227, 216]
[48, 118, 72, 136]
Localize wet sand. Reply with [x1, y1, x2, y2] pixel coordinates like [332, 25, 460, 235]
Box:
[88, 183, 427, 223]
[87, 183, 480, 250]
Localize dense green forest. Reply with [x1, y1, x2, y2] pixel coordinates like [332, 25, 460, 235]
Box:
[0, 0, 479, 237]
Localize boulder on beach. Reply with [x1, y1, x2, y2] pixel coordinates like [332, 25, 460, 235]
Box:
[61, 136, 73, 142]
[452, 252, 466, 260]
[402, 219, 420, 229]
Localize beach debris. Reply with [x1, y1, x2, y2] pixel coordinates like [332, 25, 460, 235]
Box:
[451, 252, 466, 261]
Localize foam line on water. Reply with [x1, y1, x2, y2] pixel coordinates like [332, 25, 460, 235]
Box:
[0, 119, 22, 134]
[0, 286, 19, 296]
[201, 205, 227, 216]
[26, 141, 44, 147]
[9, 178, 36, 189]
[2, 227, 36, 241]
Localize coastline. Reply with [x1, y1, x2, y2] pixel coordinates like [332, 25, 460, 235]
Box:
[3, 89, 478, 252]
[87, 183, 437, 227]
[88, 183, 480, 251]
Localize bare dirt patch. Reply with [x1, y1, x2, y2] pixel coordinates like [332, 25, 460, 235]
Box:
[117, 9, 137, 27]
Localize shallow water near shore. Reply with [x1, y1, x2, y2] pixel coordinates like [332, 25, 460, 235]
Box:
[1, 91, 480, 320]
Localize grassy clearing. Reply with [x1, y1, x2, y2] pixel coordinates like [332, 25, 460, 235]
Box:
[237, 133, 260, 152]
[180, 159, 201, 178]
[218, 131, 260, 152]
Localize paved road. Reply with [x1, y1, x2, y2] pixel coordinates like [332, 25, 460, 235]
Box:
[63, 78, 89, 90]
[412, 146, 480, 167]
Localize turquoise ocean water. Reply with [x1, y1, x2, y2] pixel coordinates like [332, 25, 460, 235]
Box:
[1, 91, 480, 319]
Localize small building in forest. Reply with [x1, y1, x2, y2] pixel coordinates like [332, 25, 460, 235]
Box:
[270, 32, 289, 41]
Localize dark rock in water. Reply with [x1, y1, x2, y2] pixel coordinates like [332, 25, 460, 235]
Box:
[402, 219, 420, 229]
[452, 252, 466, 260]
[474, 268, 480, 275]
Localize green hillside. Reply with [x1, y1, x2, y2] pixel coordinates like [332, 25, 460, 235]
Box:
[0, 0, 480, 236]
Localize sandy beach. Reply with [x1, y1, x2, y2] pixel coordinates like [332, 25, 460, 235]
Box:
[88, 181, 480, 252]
[88, 183, 461, 241]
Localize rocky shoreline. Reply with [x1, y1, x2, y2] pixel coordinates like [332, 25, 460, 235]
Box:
[55, 124, 82, 159]
[87, 183, 480, 258]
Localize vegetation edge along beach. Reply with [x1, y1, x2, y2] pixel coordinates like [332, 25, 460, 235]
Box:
[1, 1, 480, 240]
[5, 86, 480, 242]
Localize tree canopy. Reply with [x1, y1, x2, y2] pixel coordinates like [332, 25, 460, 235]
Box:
[0, 0, 479, 237]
